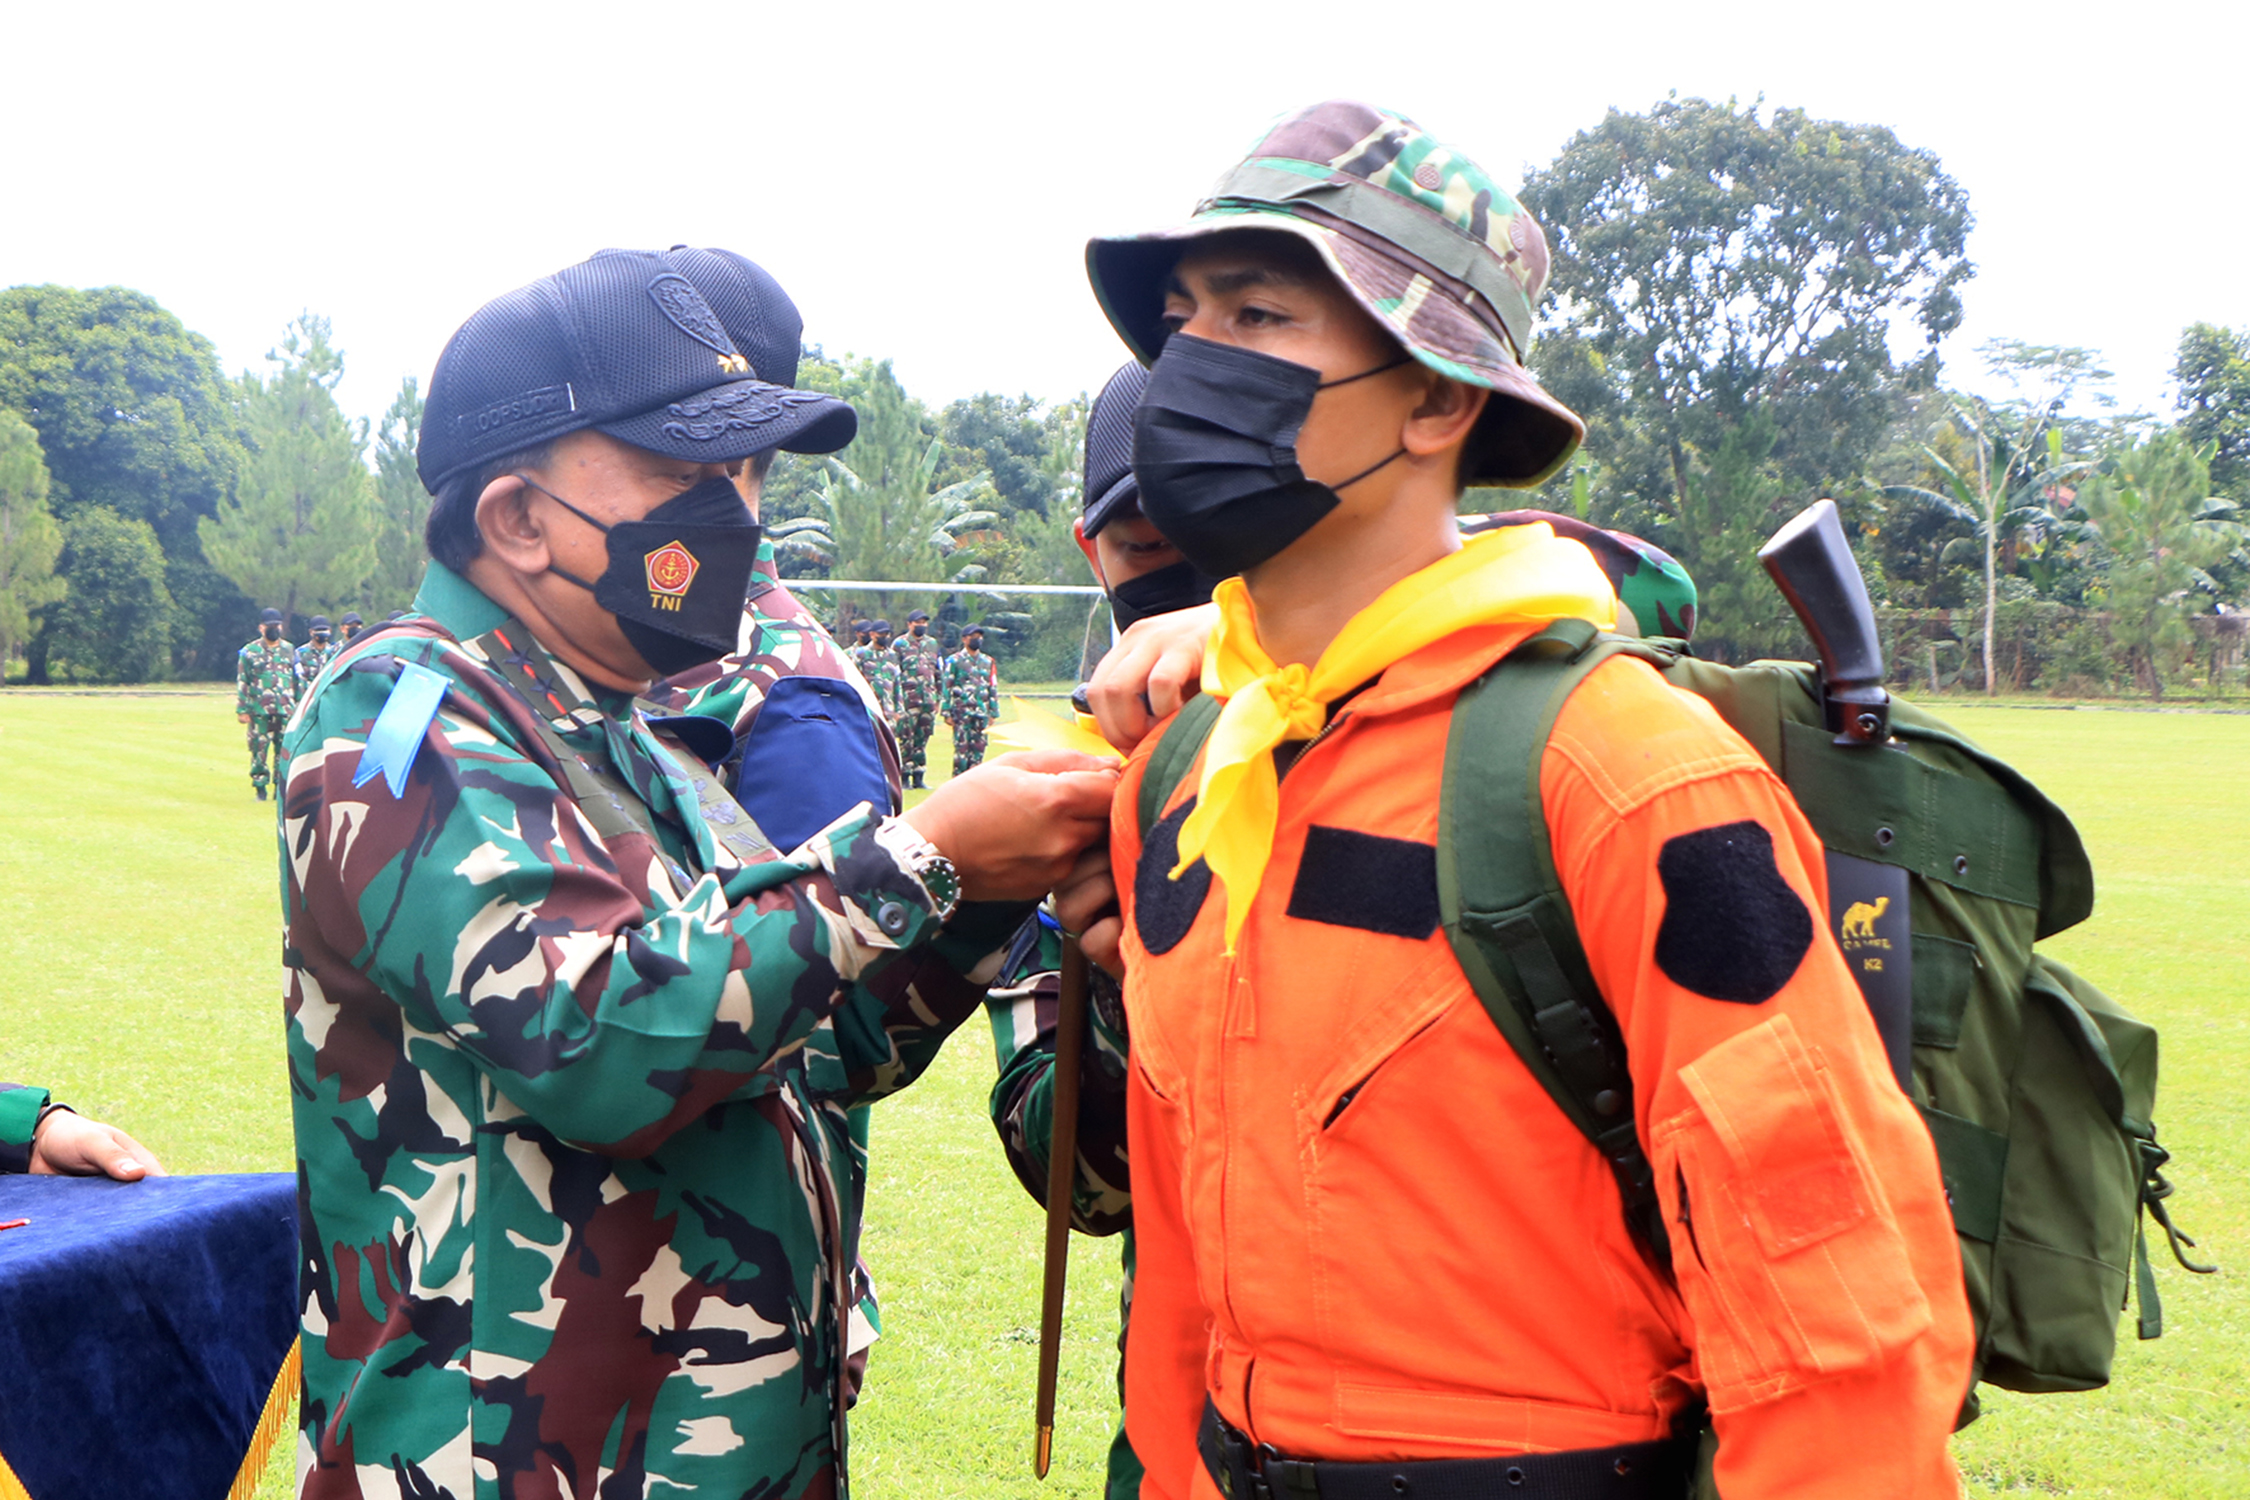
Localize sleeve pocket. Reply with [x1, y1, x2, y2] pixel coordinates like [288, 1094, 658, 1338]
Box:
[1653, 1013, 1932, 1412]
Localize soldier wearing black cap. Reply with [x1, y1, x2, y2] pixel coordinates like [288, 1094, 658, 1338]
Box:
[278, 248, 1117, 1498]
[338, 612, 365, 643]
[292, 615, 337, 695]
[234, 607, 296, 800]
[892, 607, 943, 788]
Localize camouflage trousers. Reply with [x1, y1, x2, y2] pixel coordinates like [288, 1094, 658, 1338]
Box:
[950, 715, 990, 775]
[246, 711, 288, 795]
[896, 706, 935, 775]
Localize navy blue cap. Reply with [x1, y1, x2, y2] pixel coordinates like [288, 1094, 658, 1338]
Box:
[340, 613, 364, 625]
[1081, 361, 1149, 537]
[259, 608, 282, 624]
[906, 609, 930, 622]
[418, 248, 858, 493]
[870, 618, 891, 633]
[310, 615, 331, 630]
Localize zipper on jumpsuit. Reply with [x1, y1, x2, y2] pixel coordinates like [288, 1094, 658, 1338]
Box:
[1217, 709, 1352, 1444]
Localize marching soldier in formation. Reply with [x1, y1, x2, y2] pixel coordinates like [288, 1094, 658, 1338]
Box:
[234, 607, 295, 801]
[338, 611, 365, 644]
[293, 615, 338, 693]
[279, 247, 1114, 1499]
[891, 608, 943, 788]
[941, 623, 999, 776]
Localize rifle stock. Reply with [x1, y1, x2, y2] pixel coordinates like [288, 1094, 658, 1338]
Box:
[1758, 498, 1890, 746]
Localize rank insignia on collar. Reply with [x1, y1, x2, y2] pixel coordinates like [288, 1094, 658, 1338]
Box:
[645, 540, 699, 610]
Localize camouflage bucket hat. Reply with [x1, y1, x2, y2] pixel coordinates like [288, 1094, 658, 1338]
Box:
[1087, 100, 1584, 487]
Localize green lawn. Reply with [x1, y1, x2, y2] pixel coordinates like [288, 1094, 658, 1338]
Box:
[0, 688, 2240, 1496]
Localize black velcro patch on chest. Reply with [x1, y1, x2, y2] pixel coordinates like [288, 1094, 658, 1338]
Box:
[1135, 797, 1213, 955]
[1654, 820, 1814, 1004]
[1285, 825, 1441, 940]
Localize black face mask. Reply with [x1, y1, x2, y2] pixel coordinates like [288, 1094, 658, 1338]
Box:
[260, 624, 280, 641]
[1132, 333, 1409, 579]
[1109, 557, 1220, 630]
[525, 474, 761, 678]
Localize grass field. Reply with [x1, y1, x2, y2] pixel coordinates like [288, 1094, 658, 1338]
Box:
[0, 687, 2240, 1496]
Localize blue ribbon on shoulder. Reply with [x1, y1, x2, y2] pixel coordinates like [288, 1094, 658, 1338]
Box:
[353, 661, 450, 798]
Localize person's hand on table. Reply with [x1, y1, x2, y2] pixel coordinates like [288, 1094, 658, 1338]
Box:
[1053, 843, 1124, 978]
[902, 750, 1120, 902]
[1085, 602, 1218, 752]
[30, 1109, 166, 1181]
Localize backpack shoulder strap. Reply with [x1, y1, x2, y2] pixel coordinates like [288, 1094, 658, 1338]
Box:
[1439, 619, 1674, 1266]
[1136, 690, 1225, 839]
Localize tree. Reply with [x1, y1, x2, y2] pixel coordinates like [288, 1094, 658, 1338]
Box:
[2078, 431, 2245, 699]
[0, 284, 247, 676]
[2174, 322, 2250, 501]
[44, 506, 174, 683]
[0, 410, 65, 674]
[1520, 97, 1973, 542]
[766, 358, 996, 627]
[366, 376, 429, 613]
[199, 316, 377, 625]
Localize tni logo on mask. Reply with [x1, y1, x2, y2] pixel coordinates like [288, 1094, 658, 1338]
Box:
[644, 541, 700, 611]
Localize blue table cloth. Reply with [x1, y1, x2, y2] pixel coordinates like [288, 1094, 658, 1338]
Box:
[0, 1173, 296, 1500]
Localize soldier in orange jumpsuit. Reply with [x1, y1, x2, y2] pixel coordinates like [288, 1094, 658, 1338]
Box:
[1063, 101, 1974, 1500]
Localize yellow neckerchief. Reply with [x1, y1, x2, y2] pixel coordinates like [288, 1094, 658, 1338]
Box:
[1175, 522, 1617, 951]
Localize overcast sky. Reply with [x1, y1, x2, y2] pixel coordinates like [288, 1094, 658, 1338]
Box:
[5, 1, 2239, 435]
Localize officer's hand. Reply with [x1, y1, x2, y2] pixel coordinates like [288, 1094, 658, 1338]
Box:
[901, 750, 1119, 902]
[1086, 603, 1218, 752]
[1054, 843, 1124, 978]
[236, 712, 249, 724]
[29, 1110, 166, 1181]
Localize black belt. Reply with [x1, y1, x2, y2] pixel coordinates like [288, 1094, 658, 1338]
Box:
[1197, 1400, 1695, 1500]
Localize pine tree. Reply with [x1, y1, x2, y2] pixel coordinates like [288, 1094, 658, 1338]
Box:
[199, 315, 377, 624]
[365, 375, 429, 613]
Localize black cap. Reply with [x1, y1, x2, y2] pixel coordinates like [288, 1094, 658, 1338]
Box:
[963, 623, 985, 636]
[259, 608, 282, 624]
[1081, 362, 1150, 537]
[870, 618, 891, 633]
[310, 615, 331, 630]
[417, 248, 858, 493]
[907, 609, 930, 622]
[340, 612, 364, 626]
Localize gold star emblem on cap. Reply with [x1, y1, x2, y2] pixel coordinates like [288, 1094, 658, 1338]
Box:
[717, 353, 751, 375]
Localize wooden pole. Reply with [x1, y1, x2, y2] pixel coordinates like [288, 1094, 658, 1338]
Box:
[1033, 936, 1091, 1477]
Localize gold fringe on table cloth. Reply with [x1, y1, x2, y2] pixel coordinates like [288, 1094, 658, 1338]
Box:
[228, 1337, 302, 1500]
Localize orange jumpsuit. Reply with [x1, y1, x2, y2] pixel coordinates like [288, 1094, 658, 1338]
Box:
[1113, 621, 1973, 1499]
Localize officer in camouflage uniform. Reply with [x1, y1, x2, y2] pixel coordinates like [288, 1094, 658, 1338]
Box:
[280, 248, 1115, 1500]
[339, 612, 366, 644]
[236, 607, 296, 800]
[940, 625, 1000, 775]
[860, 618, 903, 720]
[293, 615, 338, 694]
[890, 610, 942, 789]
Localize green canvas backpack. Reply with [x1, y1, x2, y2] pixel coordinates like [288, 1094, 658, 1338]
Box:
[1136, 620, 2214, 1413]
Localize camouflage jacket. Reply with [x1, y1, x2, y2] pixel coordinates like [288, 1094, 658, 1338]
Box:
[282, 561, 1024, 1500]
[238, 637, 298, 718]
[0, 1081, 51, 1174]
[889, 633, 941, 711]
[940, 648, 998, 723]
[296, 639, 340, 695]
[853, 644, 902, 719]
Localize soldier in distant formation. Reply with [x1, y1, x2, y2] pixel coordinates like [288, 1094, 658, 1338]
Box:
[338, 612, 365, 644]
[891, 608, 943, 788]
[941, 623, 999, 776]
[860, 617, 902, 719]
[293, 615, 338, 693]
[234, 607, 295, 801]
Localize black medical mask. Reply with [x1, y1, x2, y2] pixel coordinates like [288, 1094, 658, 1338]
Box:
[1132, 333, 1410, 579]
[523, 474, 761, 678]
[260, 624, 281, 640]
[911, 621, 926, 635]
[1108, 557, 1220, 631]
